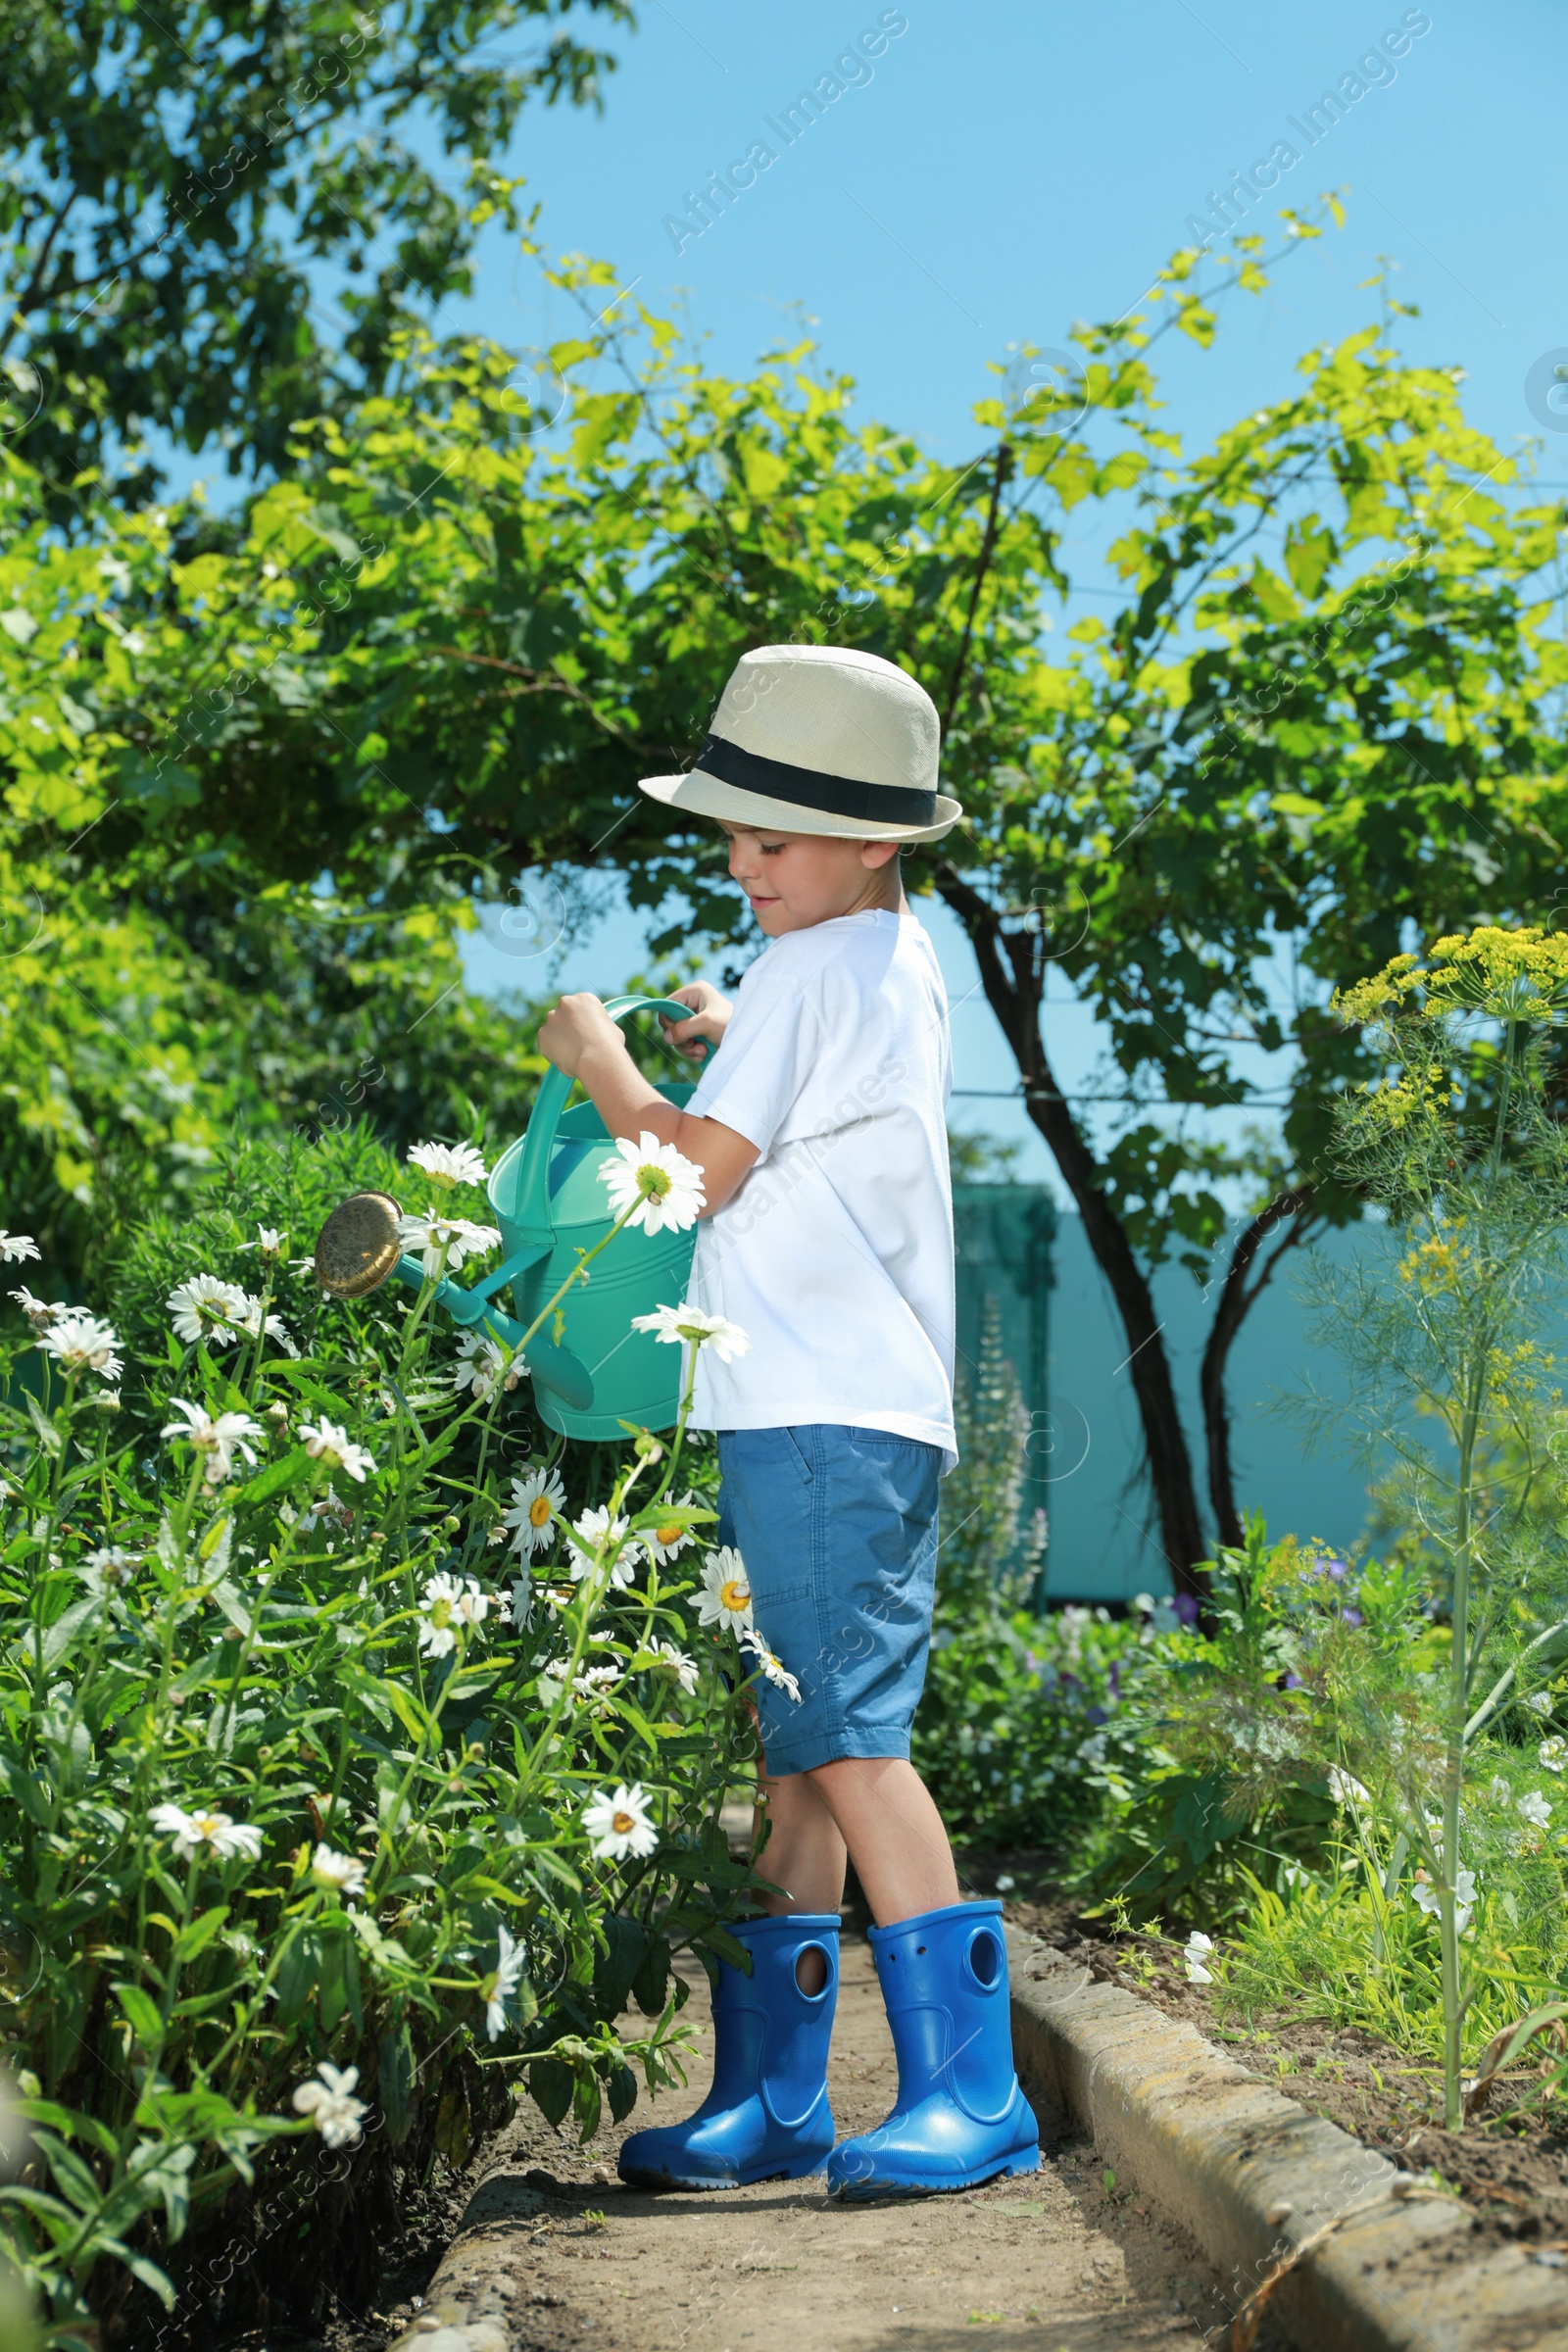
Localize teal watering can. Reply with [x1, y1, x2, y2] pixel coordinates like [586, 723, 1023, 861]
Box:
[314, 997, 709, 1438]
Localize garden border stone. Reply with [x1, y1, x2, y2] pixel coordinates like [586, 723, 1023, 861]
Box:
[1006, 1926, 1568, 2350]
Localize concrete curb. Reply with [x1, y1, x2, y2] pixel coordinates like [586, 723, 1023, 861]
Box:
[1006, 1928, 1568, 2351]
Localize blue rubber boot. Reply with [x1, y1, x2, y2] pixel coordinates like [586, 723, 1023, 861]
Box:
[617, 1914, 839, 2189]
[826, 1899, 1039, 2198]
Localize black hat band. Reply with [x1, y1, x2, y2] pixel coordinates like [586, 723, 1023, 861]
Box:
[694, 731, 936, 827]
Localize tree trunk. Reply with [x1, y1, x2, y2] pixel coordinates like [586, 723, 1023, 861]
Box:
[1199, 1188, 1319, 1549]
[937, 868, 1210, 1606]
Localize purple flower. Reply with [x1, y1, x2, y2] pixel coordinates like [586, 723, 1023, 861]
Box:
[1285, 1672, 1305, 1690]
[1173, 1592, 1200, 1627]
[1320, 1556, 1348, 1584]
[1086, 1705, 1107, 1726]
[1023, 1651, 1043, 1674]
[1108, 1664, 1123, 1696]
[1341, 1607, 1363, 1630]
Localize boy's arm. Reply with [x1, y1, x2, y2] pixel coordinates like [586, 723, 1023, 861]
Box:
[536, 992, 759, 1216]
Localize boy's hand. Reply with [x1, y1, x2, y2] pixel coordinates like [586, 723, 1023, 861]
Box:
[661, 981, 732, 1061]
[537, 993, 627, 1080]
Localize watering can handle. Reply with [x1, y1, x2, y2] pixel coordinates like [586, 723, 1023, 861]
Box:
[507, 994, 711, 1238]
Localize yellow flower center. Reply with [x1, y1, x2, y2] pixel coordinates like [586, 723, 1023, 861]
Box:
[720, 1580, 750, 1612]
[636, 1164, 672, 1200]
[655, 1522, 680, 1547]
[529, 1495, 553, 1527]
[612, 1809, 636, 1836]
[192, 1813, 220, 1839]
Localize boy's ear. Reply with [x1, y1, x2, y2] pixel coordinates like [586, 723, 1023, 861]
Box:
[860, 840, 902, 871]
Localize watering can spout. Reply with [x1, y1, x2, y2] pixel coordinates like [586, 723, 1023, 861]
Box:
[312, 1192, 595, 1414]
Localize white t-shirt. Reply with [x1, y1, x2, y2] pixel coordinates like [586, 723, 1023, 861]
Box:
[685, 909, 956, 1465]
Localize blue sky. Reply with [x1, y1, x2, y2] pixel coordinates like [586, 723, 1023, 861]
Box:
[441, 0, 1568, 1188]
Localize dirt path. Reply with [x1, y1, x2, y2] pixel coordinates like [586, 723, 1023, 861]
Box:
[402, 1937, 1262, 2352]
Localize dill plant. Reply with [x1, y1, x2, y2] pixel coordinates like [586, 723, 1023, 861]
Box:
[1280, 927, 1568, 2128]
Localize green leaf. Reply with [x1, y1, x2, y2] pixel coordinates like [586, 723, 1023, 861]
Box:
[607, 2062, 638, 2125]
[528, 2057, 573, 2130]
[114, 1984, 167, 2053]
[592, 1913, 650, 2021]
[172, 1905, 230, 1963]
[570, 2067, 602, 2142]
[228, 1446, 311, 1506]
[378, 2018, 417, 2146]
[630, 1934, 671, 2019]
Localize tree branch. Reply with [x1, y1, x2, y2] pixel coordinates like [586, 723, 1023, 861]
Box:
[1200, 1186, 1319, 1548]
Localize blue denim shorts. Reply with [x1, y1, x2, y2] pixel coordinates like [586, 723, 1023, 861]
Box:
[716, 1424, 943, 1778]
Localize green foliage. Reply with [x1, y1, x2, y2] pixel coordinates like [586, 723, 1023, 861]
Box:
[8, 209, 1568, 1572]
[2, 0, 630, 494]
[0, 1152, 760, 2345]
[913, 1307, 1139, 1850]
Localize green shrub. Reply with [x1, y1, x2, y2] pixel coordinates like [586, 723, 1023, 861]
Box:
[913, 1301, 1144, 1852]
[0, 1131, 762, 2349]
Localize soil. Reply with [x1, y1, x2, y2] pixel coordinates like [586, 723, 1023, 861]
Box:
[221, 1847, 1568, 2349]
[970, 1852, 1568, 2265]
[357, 1933, 1290, 2352]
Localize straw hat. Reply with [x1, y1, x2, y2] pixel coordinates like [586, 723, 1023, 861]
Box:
[638, 644, 962, 844]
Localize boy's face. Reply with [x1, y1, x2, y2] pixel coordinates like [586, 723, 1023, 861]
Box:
[720, 824, 902, 936]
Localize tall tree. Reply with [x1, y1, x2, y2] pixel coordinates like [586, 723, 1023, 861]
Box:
[0, 0, 630, 493]
[7, 225, 1567, 1597]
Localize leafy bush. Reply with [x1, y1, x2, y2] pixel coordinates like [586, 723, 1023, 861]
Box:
[0, 1130, 767, 2349]
[913, 1303, 1145, 1851]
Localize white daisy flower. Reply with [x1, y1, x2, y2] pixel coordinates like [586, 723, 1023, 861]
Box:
[291, 2061, 368, 2149]
[1526, 1690, 1555, 1717]
[485, 1922, 527, 2041]
[1518, 1789, 1553, 1829]
[93, 1388, 122, 1413]
[1540, 1737, 1568, 1774]
[499, 1575, 534, 1630]
[1326, 1765, 1370, 1806]
[504, 1467, 565, 1557]
[8, 1286, 64, 1330]
[1488, 1774, 1512, 1804]
[417, 1571, 489, 1658]
[599, 1132, 706, 1236]
[571, 1661, 622, 1703]
[254, 1226, 286, 1259]
[407, 1140, 489, 1190]
[640, 1492, 699, 1566]
[311, 1844, 368, 1899]
[150, 1803, 264, 1863]
[235, 1298, 298, 1356]
[37, 1310, 122, 1380]
[0, 1232, 41, 1265]
[643, 1639, 700, 1694]
[692, 1546, 753, 1633]
[1182, 1930, 1215, 1984]
[739, 1629, 803, 1704]
[631, 1300, 751, 1362]
[300, 1419, 376, 1484]
[396, 1210, 501, 1277]
[80, 1544, 139, 1595]
[1411, 1867, 1477, 1934]
[452, 1330, 525, 1399]
[569, 1505, 642, 1590]
[582, 1782, 659, 1861]
[167, 1275, 253, 1348]
[159, 1397, 262, 1486]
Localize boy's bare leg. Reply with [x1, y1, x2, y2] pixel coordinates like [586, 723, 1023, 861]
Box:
[759, 1754, 959, 1936]
[808, 1757, 960, 1925]
[757, 1768, 847, 1916]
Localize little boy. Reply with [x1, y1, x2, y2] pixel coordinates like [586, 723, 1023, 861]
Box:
[537, 643, 1037, 2198]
